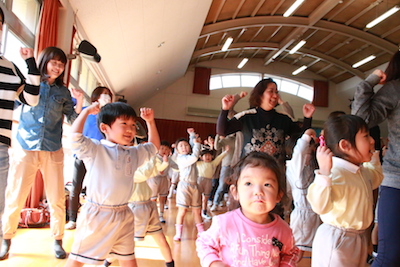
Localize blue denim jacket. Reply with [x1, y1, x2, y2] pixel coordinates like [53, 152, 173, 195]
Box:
[17, 81, 78, 152]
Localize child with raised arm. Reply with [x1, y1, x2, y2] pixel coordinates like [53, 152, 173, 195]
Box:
[285, 129, 321, 261]
[65, 102, 160, 267]
[307, 114, 383, 267]
[173, 128, 203, 241]
[197, 148, 228, 219]
[196, 152, 299, 267]
[103, 150, 174, 267]
[147, 140, 178, 223]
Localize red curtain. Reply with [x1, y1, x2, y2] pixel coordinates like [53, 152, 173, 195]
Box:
[36, 0, 60, 55]
[155, 118, 217, 145]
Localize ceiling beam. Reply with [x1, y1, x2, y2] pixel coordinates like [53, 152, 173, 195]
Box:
[199, 16, 397, 54]
[191, 42, 365, 79]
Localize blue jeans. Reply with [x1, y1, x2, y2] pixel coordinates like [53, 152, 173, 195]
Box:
[0, 143, 10, 244]
[372, 186, 400, 267]
[213, 166, 232, 205]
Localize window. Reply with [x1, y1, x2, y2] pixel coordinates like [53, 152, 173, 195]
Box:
[210, 72, 313, 101]
[12, 0, 40, 34]
[3, 30, 29, 77]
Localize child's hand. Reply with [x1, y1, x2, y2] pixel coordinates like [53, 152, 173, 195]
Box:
[221, 94, 235, 110]
[239, 91, 248, 98]
[303, 103, 315, 118]
[86, 102, 100, 115]
[163, 154, 168, 162]
[187, 128, 195, 134]
[304, 129, 318, 143]
[194, 136, 201, 144]
[20, 48, 34, 60]
[225, 145, 230, 152]
[140, 107, 154, 122]
[316, 146, 333, 176]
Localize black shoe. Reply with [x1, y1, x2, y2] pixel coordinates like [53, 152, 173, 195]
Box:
[0, 239, 11, 260]
[103, 259, 112, 267]
[54, 239, 67, 259]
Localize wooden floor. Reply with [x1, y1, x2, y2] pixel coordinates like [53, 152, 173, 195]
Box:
[0, 199, 313, 267]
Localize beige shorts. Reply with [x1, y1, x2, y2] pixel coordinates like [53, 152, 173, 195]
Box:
[176, 181, 201, 209]
[147, 176, 170, 199]
[197, 176, 213, 196]
[69, 202, 135, 265]
[129, 200, 162, 241]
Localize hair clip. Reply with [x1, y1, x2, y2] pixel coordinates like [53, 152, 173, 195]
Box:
[319, 135, 325, 147]
[272, 237, 283, 251]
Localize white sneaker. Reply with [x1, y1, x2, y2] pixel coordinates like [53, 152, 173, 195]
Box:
[210, 204, 218, 212]
[164, 204, 168, 210]
[201, 212, 212, 220]
[159, 216, 166, 223]
[207, 200, 213, 207]
[65, 221, 77, 230]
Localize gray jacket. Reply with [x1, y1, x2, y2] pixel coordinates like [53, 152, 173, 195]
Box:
[352, 74, 400, 189]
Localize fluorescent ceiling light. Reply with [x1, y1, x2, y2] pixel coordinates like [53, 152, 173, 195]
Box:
[221, 37, 233, 51]
[352, 55, 376, 68]
[237, 58, 248, 69]
[366, 5, 400, 28]
[289, 40, 306, 54]
[283, 0, 305, 17]
[292, 65, 307, 75]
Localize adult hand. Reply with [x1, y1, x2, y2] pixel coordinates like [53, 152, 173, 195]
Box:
[71, 88, 84, 101]
[221, 94, 235, 110]
[372, 69, 386, 84]
[20, 48, 34, 60]
[303, 103, 315, 118]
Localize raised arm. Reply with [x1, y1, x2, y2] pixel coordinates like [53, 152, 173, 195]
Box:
[17, 48, 40, 106]
[71, 102, 100, 134]
[140, 107, 160, 150]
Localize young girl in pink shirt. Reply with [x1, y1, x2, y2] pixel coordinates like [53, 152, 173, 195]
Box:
[196, 152, 299, 267]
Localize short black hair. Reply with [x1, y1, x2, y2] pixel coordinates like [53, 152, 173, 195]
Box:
[160, 140, 171, 148]
[97, 102, 137, 131]
[200, 149, 213, 157]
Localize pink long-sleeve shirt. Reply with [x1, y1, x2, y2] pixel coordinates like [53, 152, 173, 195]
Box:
[196, 209, 299, 267]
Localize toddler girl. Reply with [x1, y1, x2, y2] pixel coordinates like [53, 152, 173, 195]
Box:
[196, 151, 299, 267]
[307, 114, 383, 266]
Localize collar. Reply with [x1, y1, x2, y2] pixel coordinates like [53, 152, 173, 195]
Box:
[332, 156, 360, 174]
[100, 139, 131, 149]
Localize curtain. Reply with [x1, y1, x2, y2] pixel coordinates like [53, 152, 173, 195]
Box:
[154, 118, 217, 145]
[36, 0, 60, 55]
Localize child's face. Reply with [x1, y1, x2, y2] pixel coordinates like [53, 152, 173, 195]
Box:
[201, 153, 213, 162]
[101, 117, 137, 146]
[46, 59, 65, 81]
[231, 165, 282, 224]
[347, 129, 375, 164]
[176, 141, 191, 155]
[158, 145, 171, 157]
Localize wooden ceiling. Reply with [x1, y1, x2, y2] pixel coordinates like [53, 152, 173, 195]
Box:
[191, 0, 400, 83]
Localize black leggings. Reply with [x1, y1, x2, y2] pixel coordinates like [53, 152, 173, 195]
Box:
[68, 157, 86, 222]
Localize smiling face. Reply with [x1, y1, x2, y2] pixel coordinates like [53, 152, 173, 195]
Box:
[101, 116, 137, 145]
[260, 82, 279, 111]
[346, 128, 375, 165]
[231, 165, 282, 224]
[46, 59, 65, 84]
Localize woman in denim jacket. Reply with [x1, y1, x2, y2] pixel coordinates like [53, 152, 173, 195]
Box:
[0, 47, 83, 260]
